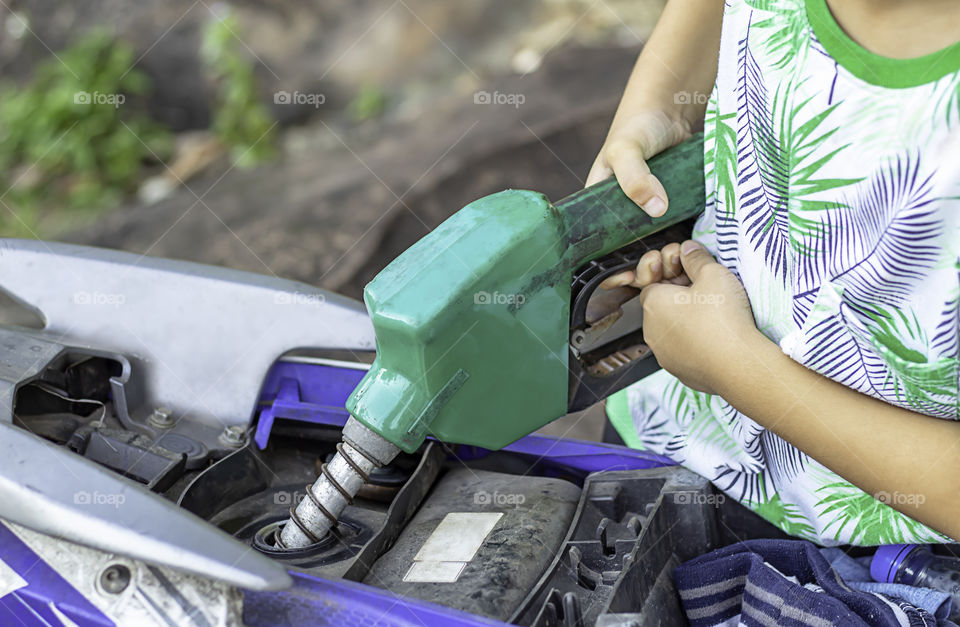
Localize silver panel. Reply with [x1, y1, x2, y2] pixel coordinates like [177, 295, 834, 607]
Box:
[0, 420, 291, 590]
[0, 238, 375, 430]
[7, 522, 244, 625]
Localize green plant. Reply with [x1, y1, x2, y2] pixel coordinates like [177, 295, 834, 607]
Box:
[347, 85, 388, 123]
[0, 29, 171, 235]
[201, 13, 275, 168]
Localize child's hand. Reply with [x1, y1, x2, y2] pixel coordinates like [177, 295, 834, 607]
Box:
[599, 242, 690, 290]
[638, 240, 757, 394]
[586, 110, 691, 217]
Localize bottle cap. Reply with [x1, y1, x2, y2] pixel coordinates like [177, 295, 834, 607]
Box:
[870, 544, 920, 583]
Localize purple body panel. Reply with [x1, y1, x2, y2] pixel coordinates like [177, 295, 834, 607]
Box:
[244, 571, 510, 627]
[257, 359, 675, 471]
[0, 524, 112, 627]
[254, 361, 368, 448]
[460, 435, 675, 472]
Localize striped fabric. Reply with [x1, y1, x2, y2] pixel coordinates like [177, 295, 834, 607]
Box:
[674, 540, 940, 626]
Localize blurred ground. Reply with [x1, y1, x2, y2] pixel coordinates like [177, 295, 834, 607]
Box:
[2, 1, 664, 129]
[1, 0, 667, 440]
[62, 44, 642, 298]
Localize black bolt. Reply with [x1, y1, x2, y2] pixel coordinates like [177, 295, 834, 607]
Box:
[99, 564, 131, 594]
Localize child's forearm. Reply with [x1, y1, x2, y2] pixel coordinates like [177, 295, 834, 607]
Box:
[588, 0, 724, 213]
[718, 329, 960, 541]
[609, 0, 724, 132]
[643, 243, 960, 541]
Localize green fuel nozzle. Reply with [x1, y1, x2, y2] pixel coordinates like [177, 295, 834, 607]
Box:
[278, 134, 706, 549]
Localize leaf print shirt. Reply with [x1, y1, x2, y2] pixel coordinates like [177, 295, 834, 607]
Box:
[606, 0, 960, 545]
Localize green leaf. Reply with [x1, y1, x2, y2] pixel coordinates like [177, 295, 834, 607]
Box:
[201, 12, 275, 168]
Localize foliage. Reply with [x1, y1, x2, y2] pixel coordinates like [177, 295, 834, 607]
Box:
[0, 30, 171, 235]
[347, 85, 388, 123]
[201, 13, 275, 168]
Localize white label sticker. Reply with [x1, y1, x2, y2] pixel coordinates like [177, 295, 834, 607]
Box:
[402, 512, 503, 583]
[403, 561, 466, 583]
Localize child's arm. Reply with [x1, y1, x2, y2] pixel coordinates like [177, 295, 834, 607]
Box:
[587, 0, 724, 216]
[649, 241, 960, 541]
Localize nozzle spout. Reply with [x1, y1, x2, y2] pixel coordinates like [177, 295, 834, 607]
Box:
[276, 417, 399, 549]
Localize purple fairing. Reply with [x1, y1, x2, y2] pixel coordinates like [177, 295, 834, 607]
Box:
[256, 359, 675, 472]
[0, 524, 112, 626]
[254, 360, 368, 448]
[454, 436, 675, 474]
[244, 571, 511, 627]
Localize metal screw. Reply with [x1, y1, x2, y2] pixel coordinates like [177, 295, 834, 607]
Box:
[147, 406, 175, 429]
[99, 564, 131, 594]
[219, 425, 246, 448]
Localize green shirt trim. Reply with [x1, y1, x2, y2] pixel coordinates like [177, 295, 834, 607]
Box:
[804, 0, 960, 88]
[604, 390, 644, 450]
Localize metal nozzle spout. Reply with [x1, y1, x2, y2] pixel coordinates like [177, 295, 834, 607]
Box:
[276, 417, 400, 550]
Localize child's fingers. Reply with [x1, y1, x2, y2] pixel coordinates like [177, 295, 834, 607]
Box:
[598, 250, 663, 290]
[605, 140, 669, 217]
[631, 250, 663, 287]
[599, 270, 636, 290]
[660, 243, 683, 279]
[659, 243, 691, 285]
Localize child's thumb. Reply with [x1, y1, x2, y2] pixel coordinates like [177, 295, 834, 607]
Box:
[606, 140, 669, 217]
[679, 240, 714, 282]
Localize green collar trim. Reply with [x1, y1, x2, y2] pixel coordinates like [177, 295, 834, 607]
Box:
[805, 0, 960, 88]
